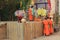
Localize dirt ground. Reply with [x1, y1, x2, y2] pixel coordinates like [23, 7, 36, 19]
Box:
[33, 31, 60, 40]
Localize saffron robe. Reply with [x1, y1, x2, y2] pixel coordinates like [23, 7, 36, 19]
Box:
[49, 20, 54, 34]
[28, 8, 33, 21]
[43, 20, 50, 35]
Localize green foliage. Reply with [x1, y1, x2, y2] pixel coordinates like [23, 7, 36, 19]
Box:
[20, 0, 31, 10]
[0, 0, 17, 21]
[0, 0, 31, 21]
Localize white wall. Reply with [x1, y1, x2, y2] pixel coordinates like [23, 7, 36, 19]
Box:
[50, 0, 55, 14]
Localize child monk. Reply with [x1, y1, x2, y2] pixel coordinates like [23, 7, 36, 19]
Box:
[49, 17, 54, 34]
[42, 17, 50, 36]
[28, 7, 33, 21]
[34, 16, 41, 22]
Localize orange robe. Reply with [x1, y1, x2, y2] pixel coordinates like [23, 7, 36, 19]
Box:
[49, 20, 54, 34]
[28, 8, 33, 21]
[34, 17, 41, 22]
[43, 20, 50, 35]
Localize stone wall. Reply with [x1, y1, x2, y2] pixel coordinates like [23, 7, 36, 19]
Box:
[0, 23, 7, 40]
[0, 21, 43, 40]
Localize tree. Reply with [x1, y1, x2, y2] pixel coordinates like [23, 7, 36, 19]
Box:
[20, 0, 31, 10]
[0, 0, 17, 21]
[0, 0, 31, 21]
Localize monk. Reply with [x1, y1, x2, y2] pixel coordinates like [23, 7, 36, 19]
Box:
[28, 7, 33, 21]
[42, 18, 50, 36]
[34, 17, 41, 22]
[34, 16, 41, 22]
[49, 17, 54, 34]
